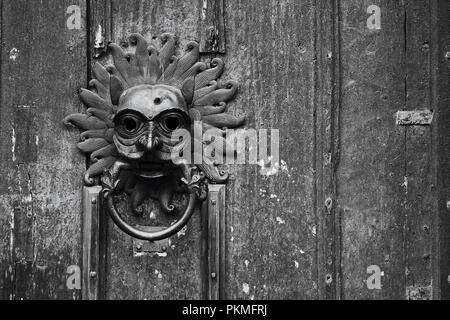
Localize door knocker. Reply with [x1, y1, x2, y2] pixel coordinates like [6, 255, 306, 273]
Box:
[64, 33, 245, 241]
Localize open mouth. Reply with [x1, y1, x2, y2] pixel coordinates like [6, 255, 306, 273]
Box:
[136, 161, 166, 178]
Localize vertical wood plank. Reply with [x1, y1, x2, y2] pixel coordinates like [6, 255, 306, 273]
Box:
[338, 0, 407, 299]
[434, 0, 450, 300]
[404, 0, 433, 300]
[224, 0, 318, 299]
[313, 0, 342, 300]
[0, 0, 87, 299]
[199, 0, 225, 53]
[104, 0, 203, 300]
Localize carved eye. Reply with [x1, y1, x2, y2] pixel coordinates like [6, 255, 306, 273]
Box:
[115, 113, 144, 138]
[160, 113, 185, 133]
[123, 117, 138, 133]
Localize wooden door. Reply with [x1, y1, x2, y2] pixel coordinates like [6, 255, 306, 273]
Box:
[1, 0, 450, 300]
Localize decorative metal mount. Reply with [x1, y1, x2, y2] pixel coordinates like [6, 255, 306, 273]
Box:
[64, 33, 245, 241]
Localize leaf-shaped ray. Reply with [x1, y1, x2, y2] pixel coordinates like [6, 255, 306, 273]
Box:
[197, 163, 229, 183]
[176, 62, 207, 85]
[123, 53, 146, 87]
[172, 41, 199, 81]
[84, 157, 116, 185]
[189, 108, 202, 121]
[208, 135, 237, 159]
[194, 58, 224, 89]
[128, 33, 150, 71]
[91, 144, 118, 162]
[79, 88, 114, 112]
[159, 183, 175, 213]
[193, 102, 226, 116]
[89, 79, 109, 101]
[64, 113, 107, 130]
[77, 138, 109, 153]
[92, 62, 111, 89]
[202, 122, 225, 136]
[159, 33, 177, 70]
[160, 56, 178, 82]
[146, 46, 162, 84]
[193, 81, 218, 101]
[108, 43, 132, 85]
[81, 128, 115, 143]
[130, 182, 147, 214]
[110, 75, 125, 105]
[86, 108, 114, 127]
[203, 113, 246, 129]
[194, 80, 238, 106]
[106, 65, 121, 78]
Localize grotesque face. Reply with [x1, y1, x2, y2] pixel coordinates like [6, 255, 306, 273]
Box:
[65, 33, 245, 218]
[113, 84, 191, 178]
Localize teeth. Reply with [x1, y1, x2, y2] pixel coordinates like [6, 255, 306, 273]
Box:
[178, 163, 191, 184]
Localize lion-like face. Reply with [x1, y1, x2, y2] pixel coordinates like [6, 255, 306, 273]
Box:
[113, 84, 190, 178]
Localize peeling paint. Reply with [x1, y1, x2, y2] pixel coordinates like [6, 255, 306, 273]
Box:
[402, 176, 408, 194]
[154, 269, 163, 279]
[177, 225, 187, 238]
[10, 209, 14, 256]
[276, 217, 286, 225]
[258, 156, 280, 176]
[242, 283, 250, 295]
[94, 25, 103, 49]
[155, 252, 168, 258]
[280, 160, 291, 177]
[406, 285, 432, 300]
[201, 0, 208, 20]
[345, 79, 356, 88]
[11, 127, 16, 162]
[9, 48, 19, 61]
[309, 225, 317, 236]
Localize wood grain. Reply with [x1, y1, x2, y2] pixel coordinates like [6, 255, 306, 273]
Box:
[223, 0, 318, 299]
[338, 0, 407, 299]
[0, 0, 445, 300]
[0, 0, 87, 299]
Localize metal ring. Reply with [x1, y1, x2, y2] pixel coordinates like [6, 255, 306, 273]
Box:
[105, 191, 197, 241]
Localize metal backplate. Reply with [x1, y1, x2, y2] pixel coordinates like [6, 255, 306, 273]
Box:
[132, 226, 171, 257]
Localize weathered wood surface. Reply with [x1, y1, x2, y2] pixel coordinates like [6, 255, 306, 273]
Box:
[223, 0, 318, 299]
[0, 0, 87, 299]
[435, 0, 450, 300]
[339, 0, 436, 299]
[0, 0, 448, 300]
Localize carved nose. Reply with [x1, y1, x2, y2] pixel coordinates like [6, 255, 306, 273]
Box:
[138, 123, 160, 152]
